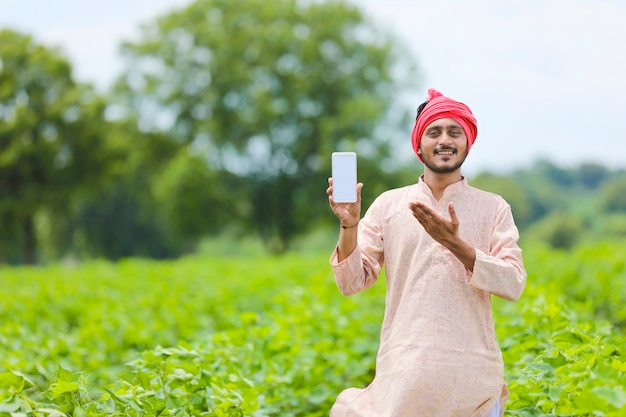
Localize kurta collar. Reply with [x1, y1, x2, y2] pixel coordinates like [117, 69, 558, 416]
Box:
[417, 175, 468, 200]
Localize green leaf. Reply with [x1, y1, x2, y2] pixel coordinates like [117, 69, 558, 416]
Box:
[524, 362, 556, 379]
[543, 353, 568, 368]
[168, 368, 194, 382]
[592, 386, 626, 409]
[548, 385, 562, 402]
[0, 371, 34, 392]
[551, 330, 585, 346]
[0, 400, 22, 412]
[35, 408, 67, 416]
[47, 380, 80, 396]
[55, 365, 75, 383]
[611, 357, 626, 373]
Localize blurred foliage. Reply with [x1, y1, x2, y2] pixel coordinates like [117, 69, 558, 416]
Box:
[152, 148, 241, 248]
[470, 173, 534, 228]
[472, 160, 626, 249]
[524, 211, 586, 250]
[0, 29, 118, 263]
[598, 174, 626, 213]
[110, 0, 418, 253]
[2, 2, 626, 263]
[594, 213, 626, 238]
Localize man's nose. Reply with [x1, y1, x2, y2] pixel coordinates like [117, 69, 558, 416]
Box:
[439, 132, 453, 144]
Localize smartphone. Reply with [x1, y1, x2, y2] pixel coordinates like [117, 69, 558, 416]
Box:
[332, 152, 357, 203]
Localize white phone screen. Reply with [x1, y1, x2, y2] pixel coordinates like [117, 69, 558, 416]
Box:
[332, 152, 357, 203]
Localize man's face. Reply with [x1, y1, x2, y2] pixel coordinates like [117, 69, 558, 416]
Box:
[418, 117, 468, 174]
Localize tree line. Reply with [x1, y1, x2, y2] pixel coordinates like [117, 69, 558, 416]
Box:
[471, 161, 626, 249]
[1, 0, 625, 264]
[0, 0, 417, 264]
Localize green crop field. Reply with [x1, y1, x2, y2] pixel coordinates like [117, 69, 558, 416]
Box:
[1, 241, 625, 416]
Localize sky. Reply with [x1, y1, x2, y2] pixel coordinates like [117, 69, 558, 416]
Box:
[2, 0, 626, 174]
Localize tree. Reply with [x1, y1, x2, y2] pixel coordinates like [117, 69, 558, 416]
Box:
[112, 0, 418, 252]
[152, 148, 239, 250]
[65, 124, 179, 260]
[533, 160, 575, 188]
[0, 29, 114, 263]
[526, 211, 586, 249]
[575, 163, 610, 190]
[599, 175, 626, 213]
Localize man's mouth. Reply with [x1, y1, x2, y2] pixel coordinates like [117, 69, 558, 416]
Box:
[435, 148, 456, 156]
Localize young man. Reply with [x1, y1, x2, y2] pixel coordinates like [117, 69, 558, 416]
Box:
[326, 88, 527, 417]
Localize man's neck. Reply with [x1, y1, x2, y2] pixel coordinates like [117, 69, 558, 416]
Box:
[422, 171, 463, 200]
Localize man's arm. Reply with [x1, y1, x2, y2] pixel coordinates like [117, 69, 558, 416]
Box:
[470, 204, 526, 301]
[327, 178, 363, 262]
[409, 199, 526, 301]
[327, 179, 384, 296]
[336, 223, 359, 263]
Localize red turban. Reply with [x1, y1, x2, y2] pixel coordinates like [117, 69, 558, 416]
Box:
[411, 88, 478, 162]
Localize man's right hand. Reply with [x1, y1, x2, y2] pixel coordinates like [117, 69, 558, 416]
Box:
[327, 177, 363, 229]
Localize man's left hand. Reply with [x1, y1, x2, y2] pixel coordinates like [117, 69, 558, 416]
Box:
[408, 201, 476, 271]
[408, 201, 459, 245]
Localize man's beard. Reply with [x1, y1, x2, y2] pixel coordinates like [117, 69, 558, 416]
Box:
[421, 146, 467, 174]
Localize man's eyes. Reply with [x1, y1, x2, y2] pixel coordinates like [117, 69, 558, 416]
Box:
[426, 130, 462, 137]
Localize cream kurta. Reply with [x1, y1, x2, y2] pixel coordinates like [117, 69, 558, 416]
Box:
[329, 178, 526, 417]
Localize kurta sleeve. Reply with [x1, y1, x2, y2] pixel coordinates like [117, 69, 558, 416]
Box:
[329, 197, 385, 296]
[468, 201, 527, 301]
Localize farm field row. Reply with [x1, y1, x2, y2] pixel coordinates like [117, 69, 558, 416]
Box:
[1, 243, 625, 416]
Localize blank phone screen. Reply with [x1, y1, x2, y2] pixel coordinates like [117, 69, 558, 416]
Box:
[332, 152, 357, 203]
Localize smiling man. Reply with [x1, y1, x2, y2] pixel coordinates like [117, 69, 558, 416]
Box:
[326, 88, 527, 417]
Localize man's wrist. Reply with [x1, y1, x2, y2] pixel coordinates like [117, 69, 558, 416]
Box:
[340, 221, 359, 229]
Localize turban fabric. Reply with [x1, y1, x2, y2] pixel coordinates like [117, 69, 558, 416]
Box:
[411, 88, 478, 162]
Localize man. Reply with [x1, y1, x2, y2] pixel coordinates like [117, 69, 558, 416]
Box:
[326, 88, 527, 417]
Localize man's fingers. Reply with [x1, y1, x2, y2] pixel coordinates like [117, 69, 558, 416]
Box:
[448, 201, 459, 224]
[415, 202, 436, 216]
[355, 182, 364, 203]
[410, 202, 438, 220]
[409, 204, 432, 227]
